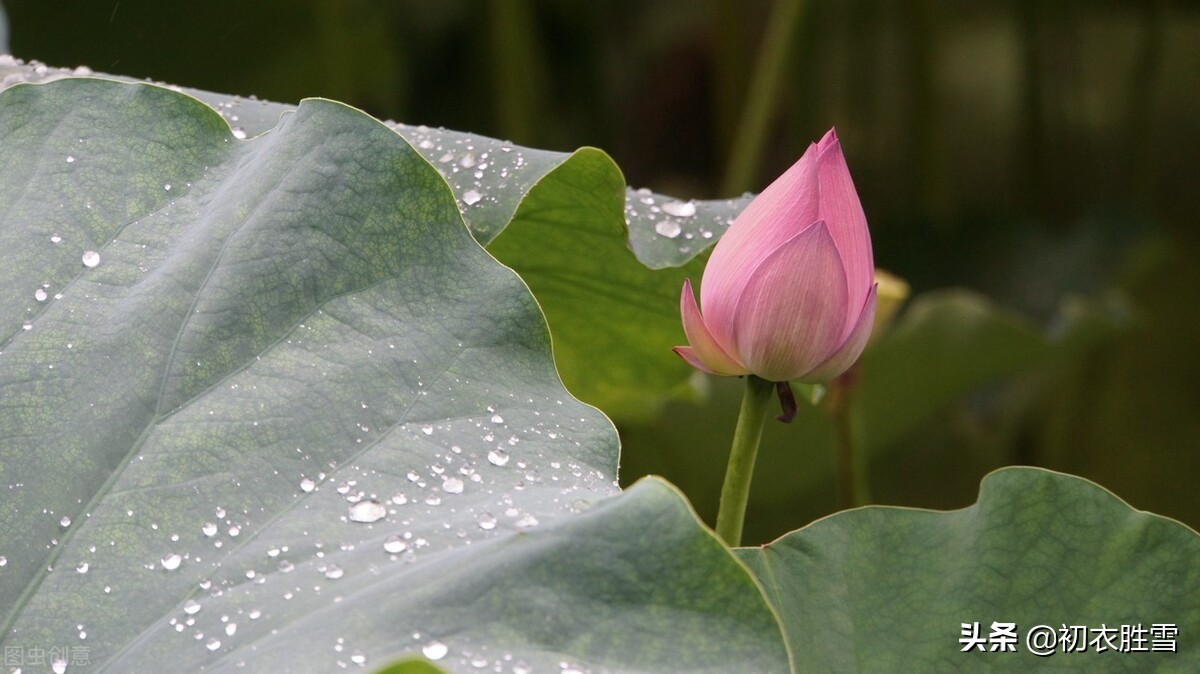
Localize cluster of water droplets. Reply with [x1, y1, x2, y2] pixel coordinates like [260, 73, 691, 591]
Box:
[0, 54, 95, 90]
[389, 122, 554, 239]
[624, 187, 749, 264]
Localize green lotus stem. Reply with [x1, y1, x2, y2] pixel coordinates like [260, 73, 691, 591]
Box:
[715, 375, 775, 546]
[831, 372, 870, 509]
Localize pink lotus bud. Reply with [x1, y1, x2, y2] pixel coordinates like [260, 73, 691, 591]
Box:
[673, 128, 877, 383]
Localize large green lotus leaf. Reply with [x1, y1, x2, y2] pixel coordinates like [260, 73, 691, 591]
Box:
[0, 58, 751, 420]
[737, 466, 1200, 671]
[0, 78, 789, 673]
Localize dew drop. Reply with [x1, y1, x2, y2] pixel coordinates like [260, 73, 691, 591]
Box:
[81, 250, 100, 268]
[164, 184, 172, 191]
[161, 553, 182, 570]
[299, 478, 316, 493]
[60, 516, 72, 527]
[348, 500, 387, 523]
[183, 599, 202, 615]
[487, 449, 510, 467]
[0, 556, 7, 566]
[421, 425, 434, 436]
[383, 535, 408, 554]
[225, 623, 238, 636]
[227, 525, 241, 537]
[351, 653, 366, 665]
[422, 640, 448, 661]
[76, 562, 89, 574]
[490, 414, 504, 424]
[206, 637, 221, 651]
[390, 492, 408, 505]
[662, 200, 696, 217]
[278, 559, 295, 573]
[654, 220, 682, 238]
[35, 288, 48, 302]
[66, 155, 76, 163]
[323, 564, 344, 580]
[202, 522, 218, 537]
[52, 658, 68, 674]
[50, 234, 62, 244]
[441, 477, 464, 494]
[476, 513, 497, 530]
[462, 189, 482, 206]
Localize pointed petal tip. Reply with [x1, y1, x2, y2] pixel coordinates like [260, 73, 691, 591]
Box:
[677, 280, 748, 376]
[818, 127, 839, 152]
[672, 346, 718, 376]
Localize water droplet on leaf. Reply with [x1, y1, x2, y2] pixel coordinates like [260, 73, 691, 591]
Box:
[654, 221, 682, 238]
[662, 200, 696, 217]
[348, 500, 387, 523]
[422, 641, 448, 661]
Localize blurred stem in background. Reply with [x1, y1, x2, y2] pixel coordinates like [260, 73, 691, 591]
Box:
[1017, 0, 1046, 220]
[713, 0, 749, 165]
[903, 0, 947, 224]
[1127, 0, 1163, 210]
[0, 0, 9, 54]
[721, 0, 810, 196]
[489, 0, 548, 147]
[828, 269, 909, 510]
[313, 0, 354, 105]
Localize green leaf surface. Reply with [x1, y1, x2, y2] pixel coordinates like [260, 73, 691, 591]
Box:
[373, 658, 451, 674]
[0, 78, 789, 673]
[737, 467, 1200, 671]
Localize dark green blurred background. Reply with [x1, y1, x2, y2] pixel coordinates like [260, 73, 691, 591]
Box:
[5, 0, 1198, 543]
